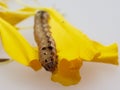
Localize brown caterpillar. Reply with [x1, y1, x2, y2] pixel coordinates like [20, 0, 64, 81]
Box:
[34, 10, 58, 72]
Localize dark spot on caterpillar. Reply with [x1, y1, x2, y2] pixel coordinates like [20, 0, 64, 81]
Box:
[48, 46, 53, 50]
[45, 59, 48, 62]
[48, 41, 51, 43]
[51, 58, 53, 61]
[42, 47, 46, 50]
[47, 65, 50, 69]
[44, 66, 49, 71]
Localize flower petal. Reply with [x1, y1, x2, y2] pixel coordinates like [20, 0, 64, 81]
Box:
[0, 7, 34, 25]
[40, 8, 118, 85]
[0, 17, 41, 70]
[51, 59, 82, 86]
[92, 41, 118, 65]
[44, 8, 118, 64]
[42, 8, 99, 61]
[0, 2, 8, 8]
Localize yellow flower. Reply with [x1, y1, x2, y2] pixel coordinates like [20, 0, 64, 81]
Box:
[0, 3, 118, 86]
[51, 59, 82, 86]
[40, 8, 118, 85]
[0, 4, 34, 25]
[0, 17, 41, 71]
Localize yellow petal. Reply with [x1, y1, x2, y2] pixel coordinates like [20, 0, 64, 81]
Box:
[42, 8, 100, 61]
[43, 8, 118, 64]
[0, 17, 41, 70]
[18, 6, 37, 12]
[0, 7, 34, 25]
[92, 41, 118, 65]
[0, 2, 8, 8]
[40, 8, 118, 85]
[51, 59, 82, 86]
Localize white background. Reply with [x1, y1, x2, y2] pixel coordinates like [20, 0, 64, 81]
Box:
[0, 0, 120, 90]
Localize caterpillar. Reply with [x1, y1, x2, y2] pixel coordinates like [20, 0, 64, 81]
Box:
[34, 10, 58, 72]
